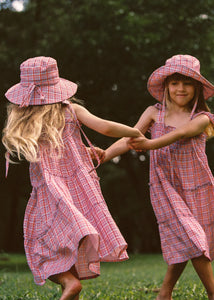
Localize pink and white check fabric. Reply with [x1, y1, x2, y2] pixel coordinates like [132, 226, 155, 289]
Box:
[23, 105, 128, 285]
[5, 57, 77, 107]
[147, 55, 214, 101]
[149, 103, 214, 264]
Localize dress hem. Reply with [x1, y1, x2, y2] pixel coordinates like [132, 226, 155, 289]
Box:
[165, 250, 211, 266]
[33, 243, 128, 286]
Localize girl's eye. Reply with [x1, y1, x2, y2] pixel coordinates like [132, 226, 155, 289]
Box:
[169, 81, 194, 86]
[184, 81, 194, 85]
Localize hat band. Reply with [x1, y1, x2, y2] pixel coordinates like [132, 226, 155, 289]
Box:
[20, 83, 45, 107]
[21, 77, 60, 87]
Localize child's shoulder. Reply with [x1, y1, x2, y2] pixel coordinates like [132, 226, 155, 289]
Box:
[69, 102, 79, 111]
[144, 104, 161, 120]
[193, 111, 214, 125]
[65, 102, 83, 117]
[144, 104, 161, 113]
[137, 104, 160, 127]
[70, 103, 86, 115]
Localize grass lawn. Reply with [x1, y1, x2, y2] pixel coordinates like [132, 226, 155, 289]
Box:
[0, 253, 208, 299]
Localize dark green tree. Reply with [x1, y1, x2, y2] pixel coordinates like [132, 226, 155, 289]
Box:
[0, 0, 214, 252]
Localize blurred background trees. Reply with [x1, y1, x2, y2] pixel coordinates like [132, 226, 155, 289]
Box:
[0, 0, 214, 253]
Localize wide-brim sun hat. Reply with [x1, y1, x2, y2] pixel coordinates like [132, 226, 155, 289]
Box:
[5, 56, 77, 107]
[147, 54, 214, 101]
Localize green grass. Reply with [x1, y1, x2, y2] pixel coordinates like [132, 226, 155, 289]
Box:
[0, 253, 208, 299]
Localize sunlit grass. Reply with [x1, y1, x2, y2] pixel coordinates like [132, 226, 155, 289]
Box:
[0, 253, 208, 299]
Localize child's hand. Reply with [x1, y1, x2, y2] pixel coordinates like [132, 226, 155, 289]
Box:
[135, 128, 143, 137]
[127, 136, 149, 151]
[88, 147, 106, 163]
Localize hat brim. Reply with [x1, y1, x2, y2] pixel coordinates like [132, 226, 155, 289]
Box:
[5, 78, 78, 106]
[147, 65, 214, 101]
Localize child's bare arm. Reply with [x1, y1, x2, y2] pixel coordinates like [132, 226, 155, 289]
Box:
[72, 104, 141, 138]
[129, 114, 210, 151]
[133, 105, 157, 133]
[103, 137, 129, 162]
[103, 106, 156, 162]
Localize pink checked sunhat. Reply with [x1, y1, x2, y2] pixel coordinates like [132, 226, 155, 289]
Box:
[147, 54, 214, 101]
[5, 56, 77, 107]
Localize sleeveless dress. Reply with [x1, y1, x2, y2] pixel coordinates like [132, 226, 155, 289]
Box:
[23, 104, 128, 285]
[149, 104, 214, 265]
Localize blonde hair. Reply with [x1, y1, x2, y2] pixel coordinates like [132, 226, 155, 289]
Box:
[165, 73, 214, 138]
[2, 102, 67, 162]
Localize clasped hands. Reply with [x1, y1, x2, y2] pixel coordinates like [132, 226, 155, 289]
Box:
[127, 134, 149, 152]
[88, 133, 149, 164]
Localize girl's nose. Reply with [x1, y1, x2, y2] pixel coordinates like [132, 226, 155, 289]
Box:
[177, 82, 185, 90]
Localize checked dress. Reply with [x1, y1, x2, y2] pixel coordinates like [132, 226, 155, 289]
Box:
[23, 104, 128, 285]
[149, 104, 214, 265]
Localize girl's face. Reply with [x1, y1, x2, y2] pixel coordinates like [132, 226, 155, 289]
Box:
[167, 78, 195, 108]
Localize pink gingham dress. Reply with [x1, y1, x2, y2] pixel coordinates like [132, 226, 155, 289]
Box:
[149, 103, 214, 265]
[23, 104, 128, 285]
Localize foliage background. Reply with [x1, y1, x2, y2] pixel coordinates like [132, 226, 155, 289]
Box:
[0, 0, 214, 254]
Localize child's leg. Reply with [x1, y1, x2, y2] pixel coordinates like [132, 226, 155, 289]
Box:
[156, 261, 187, 300]
[49, 266, 82, 300]
[191, 255, 214, 300]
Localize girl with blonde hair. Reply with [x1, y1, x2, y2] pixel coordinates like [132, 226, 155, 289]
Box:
[2, 56, 142, 300]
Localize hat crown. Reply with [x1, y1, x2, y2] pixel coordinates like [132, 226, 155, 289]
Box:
[20, 56, 60, 86]
[165, 55, 200, 74]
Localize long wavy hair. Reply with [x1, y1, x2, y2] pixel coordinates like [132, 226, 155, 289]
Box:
[164, 73, 214, 137]
[2, 97, 81, 163]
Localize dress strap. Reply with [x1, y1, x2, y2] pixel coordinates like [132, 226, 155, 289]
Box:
[160, 97, 166, 124]
[63, 100, 101, 172]
[190, 99, 198, 120]
[154, 99, 175, 184]
[5, 152, 10, 178]
[154, 103, 164, 124]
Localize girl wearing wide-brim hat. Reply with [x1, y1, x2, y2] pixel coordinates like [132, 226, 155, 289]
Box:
[2, 56, 143, 300]
[105, 55, 214, 300]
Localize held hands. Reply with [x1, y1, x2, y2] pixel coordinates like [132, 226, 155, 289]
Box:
[127, 135, 150, 152]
